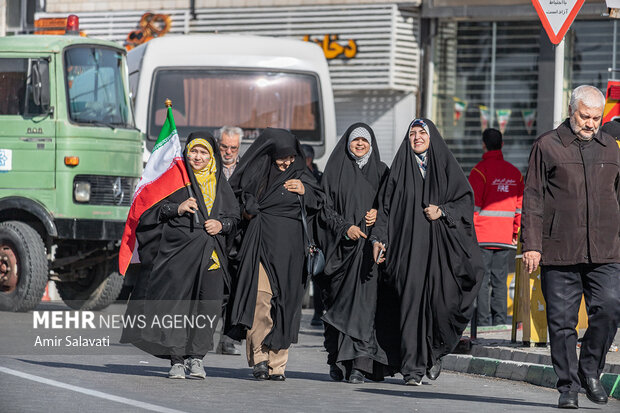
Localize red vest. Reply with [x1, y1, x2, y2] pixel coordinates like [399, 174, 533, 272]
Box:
[468, 150, 523, 248]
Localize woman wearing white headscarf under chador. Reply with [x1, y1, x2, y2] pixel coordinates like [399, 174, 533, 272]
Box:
[317, 123, 390, 384]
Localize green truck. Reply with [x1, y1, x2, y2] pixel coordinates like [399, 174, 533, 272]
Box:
[0, 34, 142, 312]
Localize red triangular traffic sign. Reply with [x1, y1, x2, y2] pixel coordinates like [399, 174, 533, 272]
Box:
[532, 0, 585, 45]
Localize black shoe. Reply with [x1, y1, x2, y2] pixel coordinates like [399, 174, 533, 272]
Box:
[426, 359, 442, 380]
[558, 391, 579, 409]
[216, 341, 241, 356]
[252, 361, 269, 380]
[329, 364, 344, 382]
[348, 369, 365, 384]
[310, 318, 323, 327]
[270, 374, 286, 381]
[578, 372, 608, 404]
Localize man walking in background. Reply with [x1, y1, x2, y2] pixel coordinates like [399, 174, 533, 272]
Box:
[215, 125, 244, 356]
[601, 119, 620, 148]
[469, 128, 523, 327]
[219, 126, 243, 180]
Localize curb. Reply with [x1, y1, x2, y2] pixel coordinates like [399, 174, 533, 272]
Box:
[443, 354, 620, 400]
[466, 345, 620, 375]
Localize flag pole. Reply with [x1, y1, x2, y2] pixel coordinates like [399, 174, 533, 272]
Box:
[165, 98, 199, 225]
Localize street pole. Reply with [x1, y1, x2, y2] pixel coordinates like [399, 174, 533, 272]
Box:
[489, 22, 497, 127]
[553, 39, 565, 128]
[424, 20, 435, 119]
[613, 20, 617, 74]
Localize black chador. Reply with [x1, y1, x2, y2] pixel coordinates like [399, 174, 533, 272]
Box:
[317, 123, 389, 380]
[121, 132, 240, 361]
[372, 119, 484, 383]
[226, 128, 324, 351]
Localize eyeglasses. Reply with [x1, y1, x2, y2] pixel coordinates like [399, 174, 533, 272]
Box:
[219, 144, 239, 151]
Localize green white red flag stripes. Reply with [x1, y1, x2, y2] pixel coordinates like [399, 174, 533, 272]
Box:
[118, 106, 189, 275]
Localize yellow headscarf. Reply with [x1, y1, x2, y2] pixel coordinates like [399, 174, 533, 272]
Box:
[186, 138, 220, 270]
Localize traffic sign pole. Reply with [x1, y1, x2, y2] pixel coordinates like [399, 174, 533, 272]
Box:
[554, 39, 565, 128]
[532, 1, 584, 129]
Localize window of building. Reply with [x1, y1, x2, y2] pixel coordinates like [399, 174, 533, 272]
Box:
[432, 21, 540, 173]
[567, 20, 620, 93]
[5, 0, 38, 34]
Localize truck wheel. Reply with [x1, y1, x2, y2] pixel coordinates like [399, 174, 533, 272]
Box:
[0, 221, 48, 312]
[57, 262, 124, 311]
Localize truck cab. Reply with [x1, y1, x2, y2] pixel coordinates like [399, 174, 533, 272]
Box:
[0, 34, 142, 311]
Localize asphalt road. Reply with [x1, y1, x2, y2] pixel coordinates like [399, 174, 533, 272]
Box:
[1, 304, 619, 413]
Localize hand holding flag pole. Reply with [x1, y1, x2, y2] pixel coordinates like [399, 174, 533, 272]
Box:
[118, 98, 193, 275]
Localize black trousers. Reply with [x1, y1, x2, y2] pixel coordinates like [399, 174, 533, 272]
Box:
[218, 305, 236, 346]
[170, 268, 224, 365]
[477, 248, 511, 326]
[312, 278, 325, 319]
[541, 263, 620, 393]
[324, 322, 340, 365]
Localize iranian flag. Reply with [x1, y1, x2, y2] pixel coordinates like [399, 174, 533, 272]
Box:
[118, 104, 190, 275]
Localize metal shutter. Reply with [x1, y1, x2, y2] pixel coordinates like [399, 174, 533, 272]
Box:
[568, 20, 620, 92]
[433, 21, 540, 173]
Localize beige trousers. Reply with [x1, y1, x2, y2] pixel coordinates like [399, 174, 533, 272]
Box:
[246, 263, 289, 375]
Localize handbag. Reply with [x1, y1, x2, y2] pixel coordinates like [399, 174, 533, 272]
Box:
[298, 195, 325, 277]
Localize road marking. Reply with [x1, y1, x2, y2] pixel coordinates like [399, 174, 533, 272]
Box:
[0, 366, 187, 413]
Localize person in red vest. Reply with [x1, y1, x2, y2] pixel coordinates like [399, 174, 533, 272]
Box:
[468, 128, 523, 326]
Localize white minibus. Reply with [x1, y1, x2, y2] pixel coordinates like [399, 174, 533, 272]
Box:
[128, 34, 336, 166]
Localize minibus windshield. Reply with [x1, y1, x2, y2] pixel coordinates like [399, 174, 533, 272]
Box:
[148, 69, 322, 143]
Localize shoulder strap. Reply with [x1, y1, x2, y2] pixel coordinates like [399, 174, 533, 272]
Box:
[298, 195, 311, 247]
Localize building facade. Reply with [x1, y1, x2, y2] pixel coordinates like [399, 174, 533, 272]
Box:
[35, 0, 422, 163]
[7, 0, 618, 170]
[423, 0, 617, 172]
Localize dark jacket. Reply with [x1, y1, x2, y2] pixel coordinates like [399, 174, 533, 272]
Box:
[522, 119, 620, 265]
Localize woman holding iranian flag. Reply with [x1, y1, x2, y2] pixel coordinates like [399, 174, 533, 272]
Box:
[121, 131, 239, 380]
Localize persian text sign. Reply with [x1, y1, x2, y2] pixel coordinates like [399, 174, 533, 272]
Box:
[532, 0, 585, 44]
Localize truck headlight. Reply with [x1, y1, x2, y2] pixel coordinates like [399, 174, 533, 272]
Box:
[74, 181, 91, 202]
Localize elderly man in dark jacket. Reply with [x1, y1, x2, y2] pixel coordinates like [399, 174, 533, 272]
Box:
[522, 85, 620, 409]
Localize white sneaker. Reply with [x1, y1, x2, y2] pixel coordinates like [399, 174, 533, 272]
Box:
[186, 358, 206, 379]
[405, 377, 422, 386]
[168, 363, 186, 379]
